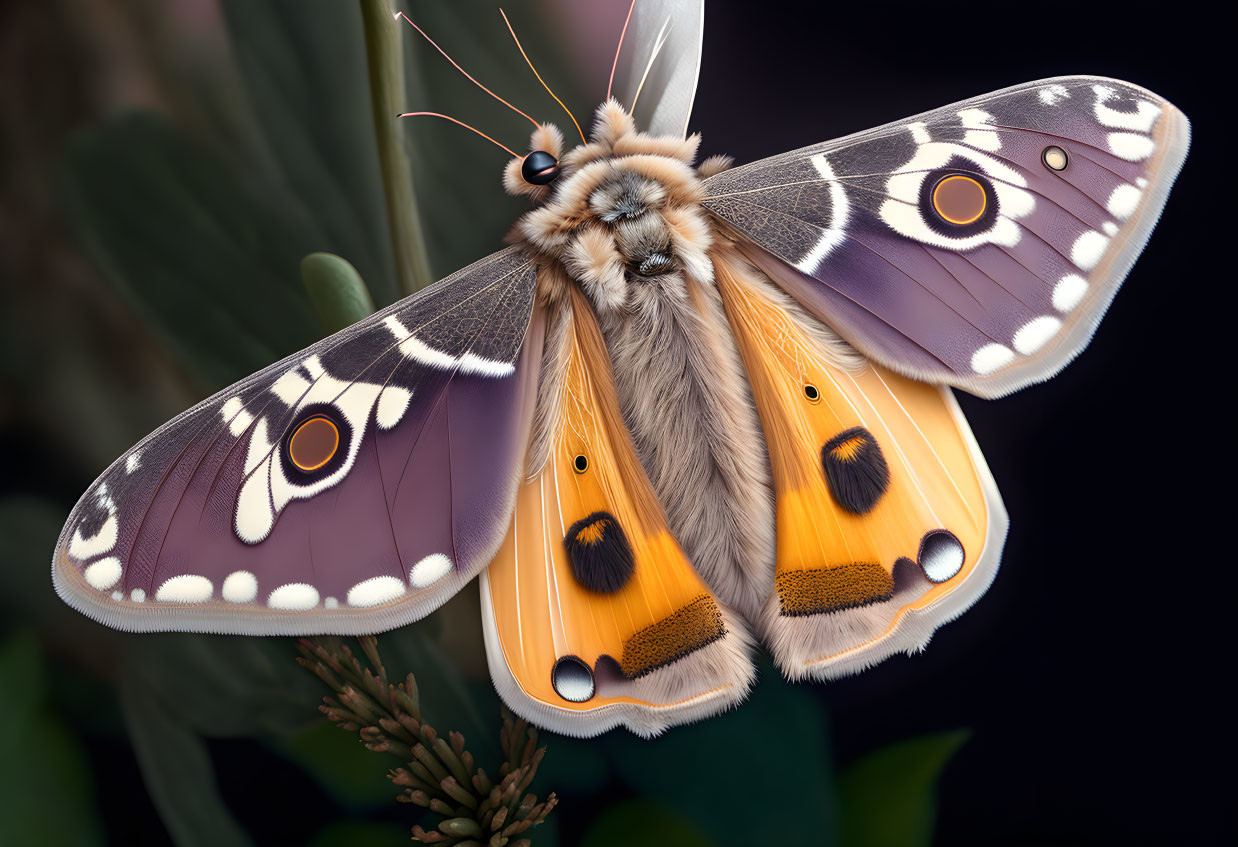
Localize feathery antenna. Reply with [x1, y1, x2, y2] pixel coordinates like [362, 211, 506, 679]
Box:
[606, 0, 637, 101]
[500, 8, 586, 144]
[396, 111, 519, 157]
[394, 11, 540, 129]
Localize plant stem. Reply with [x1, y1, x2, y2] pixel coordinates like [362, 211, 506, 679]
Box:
[358, 0, 433, 298]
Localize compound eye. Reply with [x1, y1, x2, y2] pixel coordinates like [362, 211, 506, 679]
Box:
[931, 174, 987, 225]
[288, 415, 339, 472]
[521, 150, 560, 185]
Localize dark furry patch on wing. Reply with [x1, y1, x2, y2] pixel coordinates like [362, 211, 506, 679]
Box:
[821, 426, 890, 515]
[564, 511, 635, 594]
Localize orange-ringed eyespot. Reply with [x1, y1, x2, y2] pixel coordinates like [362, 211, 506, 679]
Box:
[804, 384, 821, 403]
[931, 174, 987, 225]
[288, 415, 339, 472]
[573, 454, 588, 473]
[522, 150, 560, 185]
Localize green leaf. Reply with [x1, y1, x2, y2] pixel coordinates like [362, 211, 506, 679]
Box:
[119, 675, 254, 847]
[0, 632, 106, 847]
[62, 112, 321, 389]
[581, 800, 714, 847]
[301, 252, 376, 332]
[219, 0, 401, 306]
[602, 666, 838, 847]
[838, 730, 970, 847]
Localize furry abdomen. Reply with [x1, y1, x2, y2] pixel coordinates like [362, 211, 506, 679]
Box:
[593, 266, 774, 619]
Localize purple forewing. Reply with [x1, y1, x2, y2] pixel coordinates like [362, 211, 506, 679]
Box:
[705, 76, 1190, 398]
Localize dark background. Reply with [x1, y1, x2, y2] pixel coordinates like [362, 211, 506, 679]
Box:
[0, 1, 1229, 845]
[691, 2, 1229, 845]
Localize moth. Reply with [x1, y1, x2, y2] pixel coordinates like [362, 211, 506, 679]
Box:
[52, 0, 1190, 737]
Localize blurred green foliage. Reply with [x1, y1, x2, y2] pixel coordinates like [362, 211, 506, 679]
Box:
[0, 2, 969, 844]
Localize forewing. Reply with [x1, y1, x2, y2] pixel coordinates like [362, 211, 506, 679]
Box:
[704, 76, 1190, 397]
[53, 247, 541, 634]
[613, 0, 704, 138]
[714, 250, 1005, 678]
[481, 288, 754, 738]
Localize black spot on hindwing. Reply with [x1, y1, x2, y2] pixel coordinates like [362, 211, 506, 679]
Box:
[563, 511, 635, 594]
[821, 426, 890, 514]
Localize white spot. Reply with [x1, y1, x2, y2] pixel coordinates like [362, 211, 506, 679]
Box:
[1092, 85, 1161, 132]
[1053, 275, 1089, 312]
[222, 570, 258, 603]
[1136, 177, 1148, 188]
[1012, 316, 1063, 354]
[69, 514, 118, 561]
[458, 353, 515, 377]
[130, 588, 146, 602]
[386, 314, 513, 377]
[111, 591, 124, 601]
[268, 583, 319, 610]
[235, 465, 276, 543]
[971, 344, 1016, 374]
[125, 452, 141, 474]
[347, 575, 407, 607]
[302, 355, 325, 379]
[399, 334, 458, 370]
[155, 574, 214, 603]
[410, 553, 453, 588]
[1071, 231, 1110, 271]
[907, 122, 931, 144]
[376, 386, 412, 429]
[1107, 132, 1154, 162]
[324, 596, 339, 609]
[271, 369, 311, 406]
[1102, 221, 1119, 237]
[958, 108, 1001, 151]
[793, 152, 851, 274]
[1039, 84, 1070, 105]
[222, 397, 254, 437]
[384, 315, 411, 341]
[1107, 184, 1142, 220]
[84, 556, 122, 591]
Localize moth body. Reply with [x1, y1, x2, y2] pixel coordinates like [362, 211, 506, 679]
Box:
[509, 103, 781, 618]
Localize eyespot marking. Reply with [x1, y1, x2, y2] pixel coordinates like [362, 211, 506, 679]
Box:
[1042, 145, 1069, 171]
[803, 384, 820, 403]
[288, 415, 340, 472]
[573, 454, 589, 474]
[918, 529, 965, 583]
[551, 656, 595, 702]
[931, 175, 987, 225]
